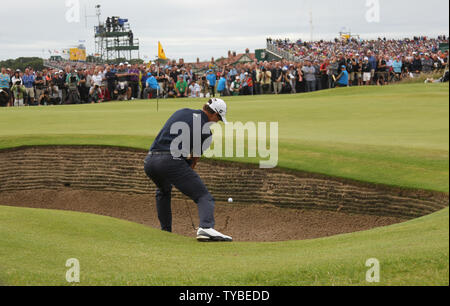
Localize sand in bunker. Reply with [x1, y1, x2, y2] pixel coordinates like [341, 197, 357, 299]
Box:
[0, 189, 406, 242]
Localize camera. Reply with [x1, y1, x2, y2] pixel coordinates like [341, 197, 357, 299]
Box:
[0, 89, 9, 106]
[70, 76, 77, 83]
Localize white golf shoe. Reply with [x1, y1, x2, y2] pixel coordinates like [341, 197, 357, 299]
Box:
[197, 228, 233, 242]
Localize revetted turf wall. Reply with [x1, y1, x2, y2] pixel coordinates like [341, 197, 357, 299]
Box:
[0, 146, 448, 219]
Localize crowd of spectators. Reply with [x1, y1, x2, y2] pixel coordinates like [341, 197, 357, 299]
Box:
[266, 36, 449, 88]
[0, 36, 448, 107]
[0, 63, 151, 107]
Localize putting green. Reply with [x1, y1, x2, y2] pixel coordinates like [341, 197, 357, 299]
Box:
[0, 83, 448, 285]
[0, 83, 448, 191]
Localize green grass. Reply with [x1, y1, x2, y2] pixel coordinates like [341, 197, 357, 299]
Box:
[0, 83, 448, 191]
[0, 83, 448, 285]
[0, 205, 447, 286]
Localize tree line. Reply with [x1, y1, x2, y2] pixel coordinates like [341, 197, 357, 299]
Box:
[0, 57, 45, 71]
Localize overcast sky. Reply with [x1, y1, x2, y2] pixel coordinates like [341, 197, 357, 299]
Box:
[0, 0, 448, 62]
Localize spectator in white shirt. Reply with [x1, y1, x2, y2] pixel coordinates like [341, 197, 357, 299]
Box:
[189, 80, 201, 98]
[91, 69, 103, 87]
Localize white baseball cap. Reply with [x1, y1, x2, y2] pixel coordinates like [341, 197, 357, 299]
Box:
[208, 98, 228, 124]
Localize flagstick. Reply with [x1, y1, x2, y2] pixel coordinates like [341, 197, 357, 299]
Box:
[156, 42, 167, 112]
[156, 57, 160, 112]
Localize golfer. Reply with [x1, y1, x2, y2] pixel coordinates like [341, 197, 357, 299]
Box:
[144, 98, 233, 242]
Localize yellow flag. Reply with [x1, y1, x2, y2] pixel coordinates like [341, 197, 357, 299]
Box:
[158, 42, 167, 60]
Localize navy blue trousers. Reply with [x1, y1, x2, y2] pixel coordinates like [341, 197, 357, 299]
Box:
[144, 154, 215, 232]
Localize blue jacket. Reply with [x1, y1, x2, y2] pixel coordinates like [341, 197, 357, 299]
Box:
[217, 77, 227, 92]
[392, 60, 402, 73]
[22, 74, 35, 88]
[146, 76, 160, 90]
[337, 70, 349, 86]
[206, 73, 217, 86]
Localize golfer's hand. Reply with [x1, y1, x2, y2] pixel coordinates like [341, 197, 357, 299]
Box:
[190, 157, 199, 170]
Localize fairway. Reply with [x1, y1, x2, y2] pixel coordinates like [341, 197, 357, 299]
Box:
[0, 83, 448, 285]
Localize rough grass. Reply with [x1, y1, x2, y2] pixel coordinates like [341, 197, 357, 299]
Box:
[398, 71, 446, 84]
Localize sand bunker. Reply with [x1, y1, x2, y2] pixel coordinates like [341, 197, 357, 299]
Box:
[0, 146, 447, 242]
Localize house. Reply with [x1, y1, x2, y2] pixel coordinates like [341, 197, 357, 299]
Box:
[187, 49, 256, 74]
[216, 49, 256, 66]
